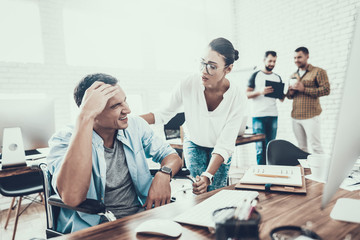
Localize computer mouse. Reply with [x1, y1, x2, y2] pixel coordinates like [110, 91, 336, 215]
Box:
[135, 218, 182, 237]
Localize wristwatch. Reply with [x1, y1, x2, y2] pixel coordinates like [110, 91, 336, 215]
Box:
[160, 166, 172, 178]
[201, 172, 214, 185]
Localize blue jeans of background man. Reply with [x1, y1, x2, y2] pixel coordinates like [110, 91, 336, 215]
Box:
[252, 116, 278, 165]
[183, 136, 231, 191]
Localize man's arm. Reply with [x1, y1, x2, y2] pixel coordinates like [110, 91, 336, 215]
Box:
[159, 152, 182, 177]
[301, 69, 330, 97]
[286, 86, 296, 99]
[56, 82, 119, 207]
[278, 75, 285, 102]
[143, 153, 182, 209]
[246, 71, 273, 98]
[246, 87, 274, 99]
[137, 116, 182, 209]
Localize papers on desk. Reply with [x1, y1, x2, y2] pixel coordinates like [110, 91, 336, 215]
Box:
[340, 159, 360, 191]
[330, 198, 360, 223]
[239, 165, 303, 187]
[298, 159, 310, 168]
[340, 178, 360, 191]
[174, 190, 258, 228]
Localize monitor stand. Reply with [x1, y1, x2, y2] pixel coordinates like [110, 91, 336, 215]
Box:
[1, 127, 26, 168]
[330, 198, 360, 223]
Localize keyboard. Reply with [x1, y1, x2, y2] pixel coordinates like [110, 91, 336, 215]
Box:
[173, 189, 258, 228]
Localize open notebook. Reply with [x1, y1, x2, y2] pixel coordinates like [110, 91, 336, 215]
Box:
[174, 190, 258, 228]
[239, 165, 303, 187]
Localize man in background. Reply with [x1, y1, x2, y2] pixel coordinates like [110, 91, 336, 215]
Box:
[246, 51, 283, 165]
[287, 47, 330, 153]
[47, 73, 182, 233]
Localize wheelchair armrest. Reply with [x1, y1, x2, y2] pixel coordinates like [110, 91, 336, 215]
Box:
[150, 167, 190, 177]
[48, 195, 105, 214]
[174, 167, 190, 177]
[149, 169, 158, 176]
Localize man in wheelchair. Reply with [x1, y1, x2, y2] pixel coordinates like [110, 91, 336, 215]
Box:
[46, 73, 182, 233]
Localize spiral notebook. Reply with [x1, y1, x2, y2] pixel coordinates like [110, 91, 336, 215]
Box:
[235, 165, 306, 194]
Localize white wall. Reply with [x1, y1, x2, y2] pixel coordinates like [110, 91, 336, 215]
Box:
[231, 0, 360, 168]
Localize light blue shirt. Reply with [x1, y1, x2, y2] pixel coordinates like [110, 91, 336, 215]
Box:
[47, 116, 175, 233]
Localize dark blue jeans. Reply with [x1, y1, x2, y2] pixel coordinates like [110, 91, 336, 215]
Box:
[252, 116, 278, 165]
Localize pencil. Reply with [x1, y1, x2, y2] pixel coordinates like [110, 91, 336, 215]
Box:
[255, 173, 289, 178]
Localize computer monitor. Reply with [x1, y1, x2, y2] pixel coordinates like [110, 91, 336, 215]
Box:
[321, 11, 360, 214]
[0, 94, 55, 157]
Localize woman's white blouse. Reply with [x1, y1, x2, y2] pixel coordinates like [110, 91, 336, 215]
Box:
[154, 74, 247, 162]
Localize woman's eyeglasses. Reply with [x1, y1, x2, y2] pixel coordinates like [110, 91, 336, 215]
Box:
[200, 61, 227, 76]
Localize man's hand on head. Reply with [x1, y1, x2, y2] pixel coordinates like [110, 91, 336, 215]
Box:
[80, 81, 120, 119]
[143, 171, 171, 210]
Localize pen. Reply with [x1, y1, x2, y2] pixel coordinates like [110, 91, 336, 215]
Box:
[348, 182, 360, 186]
[255, 173, 289, 178]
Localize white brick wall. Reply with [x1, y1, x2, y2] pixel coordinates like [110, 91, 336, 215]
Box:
[231, 0, 360, 168]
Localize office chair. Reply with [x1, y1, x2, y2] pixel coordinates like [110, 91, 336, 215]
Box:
[164, 112, 185, 163]
[266, 139, 310, 166]
[149, 167, 190, 177]
[40, 163, 190, 238]
[163, 112, 185, 140]
[0, 169, 44, 240]
[39, 163, 115, 238]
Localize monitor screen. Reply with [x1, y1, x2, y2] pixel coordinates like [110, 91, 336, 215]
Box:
[0, 95, 55, 155]
[321, 12, 360, 208]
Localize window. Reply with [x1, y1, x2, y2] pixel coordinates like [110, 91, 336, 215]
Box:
[0, 0, 44, 63]
[63, 0, 234, 72]
[63, 0, 143, 69]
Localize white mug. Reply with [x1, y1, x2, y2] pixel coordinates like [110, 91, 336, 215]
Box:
[289, 78, 297, 87]
[307, 154, 331, 182]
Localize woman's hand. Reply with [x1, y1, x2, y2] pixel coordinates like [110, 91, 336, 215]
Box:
[192, 175, 210, 195]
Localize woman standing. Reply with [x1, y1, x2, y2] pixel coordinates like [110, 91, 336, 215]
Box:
[141, 38, 246, 194]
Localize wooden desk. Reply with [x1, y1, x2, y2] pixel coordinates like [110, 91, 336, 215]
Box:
[236, 133, 266, 164]
[170, 133, 266, 166]
[235, 133, 266, 146]
[56, 178, 360, 240]
[170, 133, 266, 149]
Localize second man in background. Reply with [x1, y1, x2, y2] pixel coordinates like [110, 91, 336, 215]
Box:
[246, 51, 283, 165]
